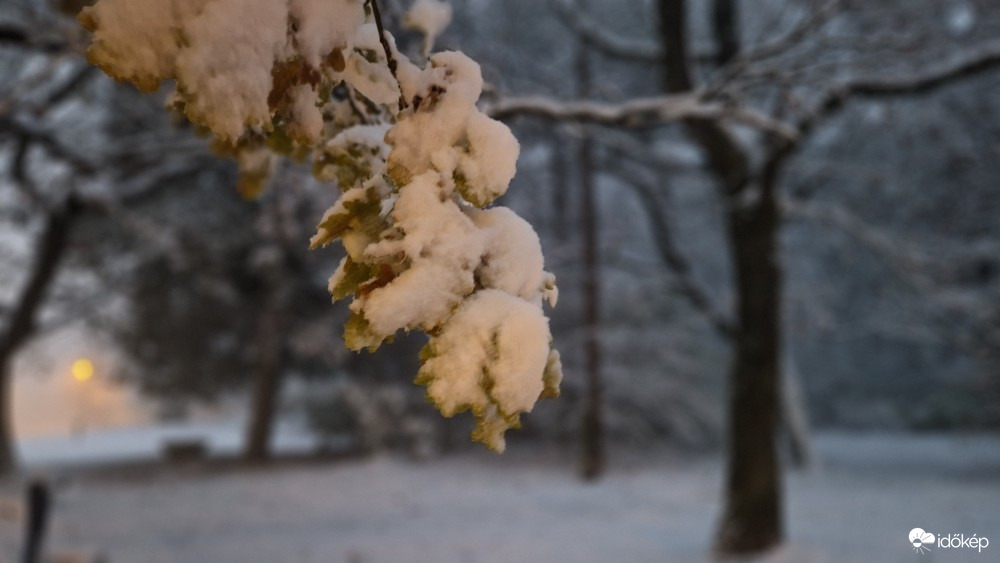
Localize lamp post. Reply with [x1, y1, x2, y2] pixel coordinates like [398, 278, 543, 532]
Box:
[71, 359, 93, 383]
[70, 358, 94, 436]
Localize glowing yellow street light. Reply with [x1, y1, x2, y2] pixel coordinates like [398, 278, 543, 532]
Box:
[71, 359, 94, 382]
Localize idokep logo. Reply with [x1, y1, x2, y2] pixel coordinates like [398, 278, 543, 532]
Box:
[938, 533, 990, 553]
[909, 528, 935, 554]
[909, 527, 991, 554]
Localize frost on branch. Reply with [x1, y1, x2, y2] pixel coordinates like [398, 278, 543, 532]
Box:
[80, 0, 560, 452]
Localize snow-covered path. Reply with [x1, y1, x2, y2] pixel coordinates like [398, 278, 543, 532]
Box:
[2, 433, 998, 563]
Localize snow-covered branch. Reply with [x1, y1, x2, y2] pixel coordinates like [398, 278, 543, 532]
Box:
[796, 40, 1000, 139]
[485, 94, 799, 140]
[756, 39, 1000, 187]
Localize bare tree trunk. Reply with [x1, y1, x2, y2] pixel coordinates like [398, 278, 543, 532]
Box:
[0, 361, 16, 474]
[243, 275, 287, 463]
[716, 175, 784, 553]
[0, 198, 80, 474]
[579, 131, 604, 480]
[21, 479, 50, 563]
[576, 12, 605, 481]
[710, 0, 740, 66]
[657, 0, 784, 553]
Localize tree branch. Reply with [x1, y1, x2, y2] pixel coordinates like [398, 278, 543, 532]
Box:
[485, 94, 799, 140]
[658, 0, 752, 196]
[0, 196, 82, 362]
[707, 0, 843, 95]
[1, 118, 97, 175]
[37, 65, 96, 114]
[757, 39, 1000, 180]
[796, 41, 1000, 142]
[369, 0, 407, 110]
[0, 25, 68, 53]
[710, 0, 740, 67]
[10, 136, 50, 210]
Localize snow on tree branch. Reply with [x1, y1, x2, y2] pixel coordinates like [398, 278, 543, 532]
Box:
[79, 0, 561, 452]
[485, 93, 799, 140]
[752, 39, 1000, 176]
[793, 40, 1000, 141]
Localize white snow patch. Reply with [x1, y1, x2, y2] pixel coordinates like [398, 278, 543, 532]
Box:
[289, 0, 365, 67]
[468, 206, 546, 303]
[405, 0, 453, 57]
[5, 434, 999, 563]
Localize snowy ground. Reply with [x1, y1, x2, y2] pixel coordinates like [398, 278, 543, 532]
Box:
[15, 420, 322, 468]
[1, 432, 998, 563]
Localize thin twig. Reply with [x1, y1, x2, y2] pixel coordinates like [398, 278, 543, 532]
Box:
[706, 0, 844, 95]
[369, 0, 407, 110]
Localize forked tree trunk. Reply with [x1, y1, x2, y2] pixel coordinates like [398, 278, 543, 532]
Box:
[579, 133, 604, 480]
[656, 0, 785, 552]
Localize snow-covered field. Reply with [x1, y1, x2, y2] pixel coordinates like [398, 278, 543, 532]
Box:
[2, 432, 998, 563]
[15, 420, 321, 468]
